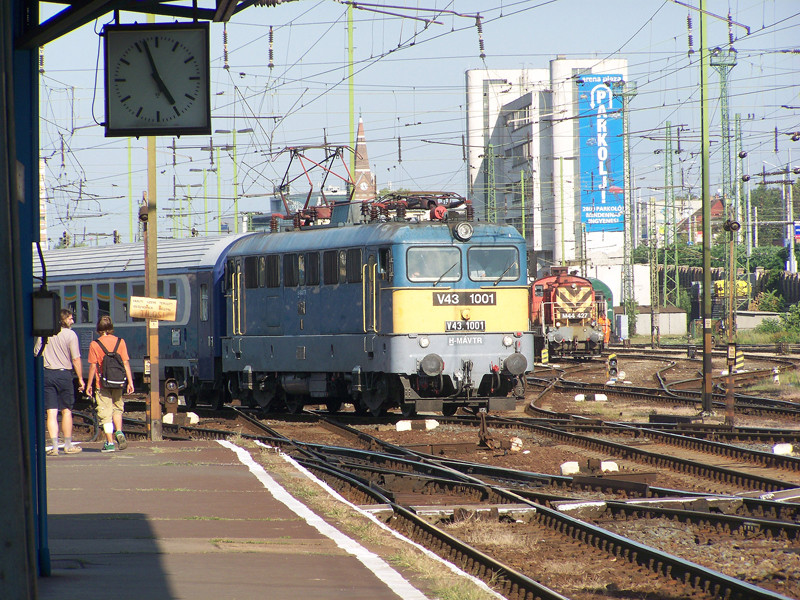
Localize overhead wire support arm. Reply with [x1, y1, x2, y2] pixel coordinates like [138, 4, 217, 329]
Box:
[669, 0, 750, 35]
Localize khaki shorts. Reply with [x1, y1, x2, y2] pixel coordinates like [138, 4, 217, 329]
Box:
[95, 387, 124, 426]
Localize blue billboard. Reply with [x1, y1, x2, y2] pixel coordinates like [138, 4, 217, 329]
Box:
[577, 74, 625, 232]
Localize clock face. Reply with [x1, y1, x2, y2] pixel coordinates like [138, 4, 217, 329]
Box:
[104, 23, 210, 137]
[359, 181, 368, 191]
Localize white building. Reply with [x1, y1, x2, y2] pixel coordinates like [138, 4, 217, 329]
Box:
[466, 56, 629, 277]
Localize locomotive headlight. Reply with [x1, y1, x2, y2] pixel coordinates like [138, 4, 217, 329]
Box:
[502, 335, 514, 347]
[453, 221, 473, 242]
[461, 308, 471, 320]
[555, 321, 562, 328]
[419, 336, 430, 348]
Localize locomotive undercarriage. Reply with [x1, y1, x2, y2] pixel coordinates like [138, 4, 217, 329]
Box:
[226, 368, 522, 417]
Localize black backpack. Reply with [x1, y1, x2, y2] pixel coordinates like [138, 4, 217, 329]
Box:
[97, 338, 127, 389]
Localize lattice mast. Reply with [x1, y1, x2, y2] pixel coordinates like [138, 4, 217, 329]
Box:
[662, 122, 679, 306]
[618, 81, 638, 335]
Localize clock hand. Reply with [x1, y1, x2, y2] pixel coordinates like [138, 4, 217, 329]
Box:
[141, 40, 176, 105]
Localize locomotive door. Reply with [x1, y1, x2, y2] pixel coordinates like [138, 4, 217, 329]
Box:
[229, 257, 245, 335]
[363, 253, 379, 334]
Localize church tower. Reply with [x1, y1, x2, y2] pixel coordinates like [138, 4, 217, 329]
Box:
[352, 118, 377, 215]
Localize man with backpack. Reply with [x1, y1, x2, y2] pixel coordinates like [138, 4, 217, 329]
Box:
[85, 315, 134, 452]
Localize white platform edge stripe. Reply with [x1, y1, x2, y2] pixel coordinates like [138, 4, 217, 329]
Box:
[219, 440, 433, 599]
[250, 439, 504, 599]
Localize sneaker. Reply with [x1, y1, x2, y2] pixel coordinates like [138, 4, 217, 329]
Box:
[115, 431, 128, 450]
[101, 442, 116, 453]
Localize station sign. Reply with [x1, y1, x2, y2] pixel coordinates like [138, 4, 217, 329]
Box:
[129, 296, 177, 321]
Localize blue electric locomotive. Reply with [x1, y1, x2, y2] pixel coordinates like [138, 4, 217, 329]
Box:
[222, 215, 532, 415]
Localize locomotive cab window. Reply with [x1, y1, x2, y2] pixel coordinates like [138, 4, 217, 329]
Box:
[407, 246, 461, 283]
[534, 284, 544, 297]
[468, 247, 519, 282]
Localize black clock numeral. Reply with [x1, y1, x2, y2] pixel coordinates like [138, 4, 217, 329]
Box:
[134, 42, 142, 53]
[156, 111, 161, 122]
[120, 58, 130, 66]
[184, 56, 195, 64]
[173, 106, 180, 116]
[154, 37, 159, 48]
[185, 93, 196, 101]
[136, 107, 143, 117]
[120, 95, 131, 103]
[172, 42, 179, 52]
[115, 78, 127, 83]
[189, 76, 200, 81]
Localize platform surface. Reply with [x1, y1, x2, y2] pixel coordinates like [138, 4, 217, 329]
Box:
[38, 439, 428, 600]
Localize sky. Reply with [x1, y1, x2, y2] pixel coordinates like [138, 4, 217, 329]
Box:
[38, 1, 800, 246]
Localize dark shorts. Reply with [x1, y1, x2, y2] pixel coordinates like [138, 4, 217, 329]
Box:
[44, 369, 76, 411]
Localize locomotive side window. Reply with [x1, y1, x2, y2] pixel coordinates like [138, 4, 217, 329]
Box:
[305, 252, 320, 286]
[467, 247, 519, 282]
[284, 254, 299, 287]
[258, 256, 266, 288]
[244, 256, 259, 289]
[338, 250, 347, 282]
[323, 250, 338, 285]
[407, 247, 461, 282]
[534, 284, 544, 297]
[297, 254, 305, 286]
[224, 259, 233, 292]
[266, 255, 280, 288]
[97, 283, 110, 318]
[346, 248, 362, 283]
[378, 247, 392, 281]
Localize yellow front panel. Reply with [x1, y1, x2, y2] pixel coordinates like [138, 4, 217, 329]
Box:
[393, 288, 529, 334]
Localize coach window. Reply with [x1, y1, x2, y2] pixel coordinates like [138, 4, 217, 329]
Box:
[200, 284, 209, 322]
[467, 247, 519, 282]
[323, 250, 338, 285]
[406, 247, 460, 283]
[244, 256, 259, 289]
[114, 283, 128, 322]
[97, 283, 110, 319]
[80, 285, 93, 323]
[266, 255, 280, 288]
[305, 252, 320, 285]
[132, 282, 144, 321]
[64, 285, 77, 319]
